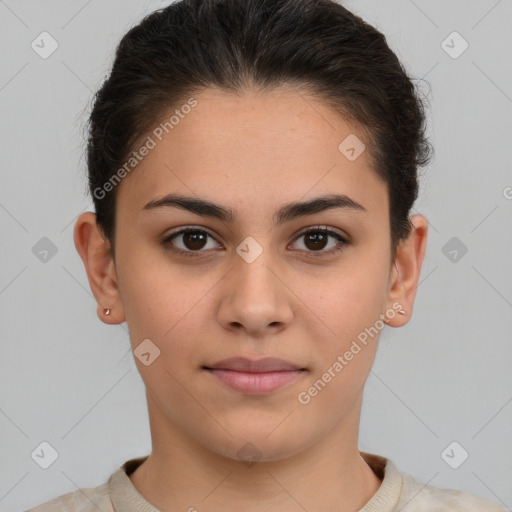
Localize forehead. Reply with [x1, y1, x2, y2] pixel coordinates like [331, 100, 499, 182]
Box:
[116, 86, 388, 223]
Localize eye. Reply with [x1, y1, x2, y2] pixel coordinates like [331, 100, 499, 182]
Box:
[162, 226, 222, 258]
[289, 225, 349, 256]
[162, 225, 349, 258]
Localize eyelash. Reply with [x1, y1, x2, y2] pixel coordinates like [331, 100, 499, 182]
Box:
[161, 225, 349, 259]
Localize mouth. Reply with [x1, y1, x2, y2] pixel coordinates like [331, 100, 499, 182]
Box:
[202, 357, 308, 395]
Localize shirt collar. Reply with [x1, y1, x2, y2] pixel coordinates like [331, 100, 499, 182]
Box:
[359, 451, 403, 511]
[110, 455, 158, 512]
[109, 451, 403, 512]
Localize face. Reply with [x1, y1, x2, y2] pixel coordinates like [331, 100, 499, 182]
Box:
[77, 87, 426, 463]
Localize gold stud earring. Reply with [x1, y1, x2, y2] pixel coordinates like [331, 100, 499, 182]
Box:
[104, 308, 111, 316]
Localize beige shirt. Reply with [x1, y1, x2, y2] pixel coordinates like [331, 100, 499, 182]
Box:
[25, 452, 508, 512]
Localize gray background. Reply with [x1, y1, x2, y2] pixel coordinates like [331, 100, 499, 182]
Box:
[1, 1, 511, 511]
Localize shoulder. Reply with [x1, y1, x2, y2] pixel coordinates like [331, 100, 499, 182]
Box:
[24, 481, 112, 512]
[25, 456, 151, 512]
[396, 470, 509, 512]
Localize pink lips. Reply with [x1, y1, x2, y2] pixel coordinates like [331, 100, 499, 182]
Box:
[203, 357, 307, 394]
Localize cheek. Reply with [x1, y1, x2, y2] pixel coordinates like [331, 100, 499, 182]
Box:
[297, 256, 390, 384]
[116, 242, 188, 326]
[303, 264, 388, 333]
[295, 275, 385, 418]
[117, 251, 214, 365]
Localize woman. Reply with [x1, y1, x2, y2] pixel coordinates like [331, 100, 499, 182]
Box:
[27, 0, 507, 510]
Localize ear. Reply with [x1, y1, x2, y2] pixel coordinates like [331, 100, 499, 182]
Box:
[73, 212, 126, 325]
[384, 214, 428, 327]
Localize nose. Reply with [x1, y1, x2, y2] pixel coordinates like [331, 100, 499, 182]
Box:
[216, 247, 294, 338]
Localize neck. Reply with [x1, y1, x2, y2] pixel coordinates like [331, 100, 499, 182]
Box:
[129, 398, 383, 511]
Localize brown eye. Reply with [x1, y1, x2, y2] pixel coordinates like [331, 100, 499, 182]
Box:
[162, 227, 221, 257]
[290, 227, 349, 256]
[162, 225, 349, 259]
[181, 230, 208, 250]
[303, 230, 329, 251]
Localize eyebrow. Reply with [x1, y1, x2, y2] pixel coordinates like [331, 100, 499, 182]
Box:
[142, 193, 367, 225]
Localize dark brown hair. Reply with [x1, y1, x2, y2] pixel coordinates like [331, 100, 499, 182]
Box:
[86, 0, 432, 261]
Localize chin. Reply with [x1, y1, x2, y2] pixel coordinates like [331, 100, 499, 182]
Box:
[203, 429, 311, 465]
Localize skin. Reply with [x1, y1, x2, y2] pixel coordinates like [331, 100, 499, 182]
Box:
[74, 87, 428, 511]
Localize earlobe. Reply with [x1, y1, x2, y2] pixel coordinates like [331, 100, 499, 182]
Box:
[385, 214, 428, 327]
[73, 212, 126, 324]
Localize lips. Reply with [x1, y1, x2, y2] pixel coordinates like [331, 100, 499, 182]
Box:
[202, 357, 307, 394]
[203, 356, 306, 372]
